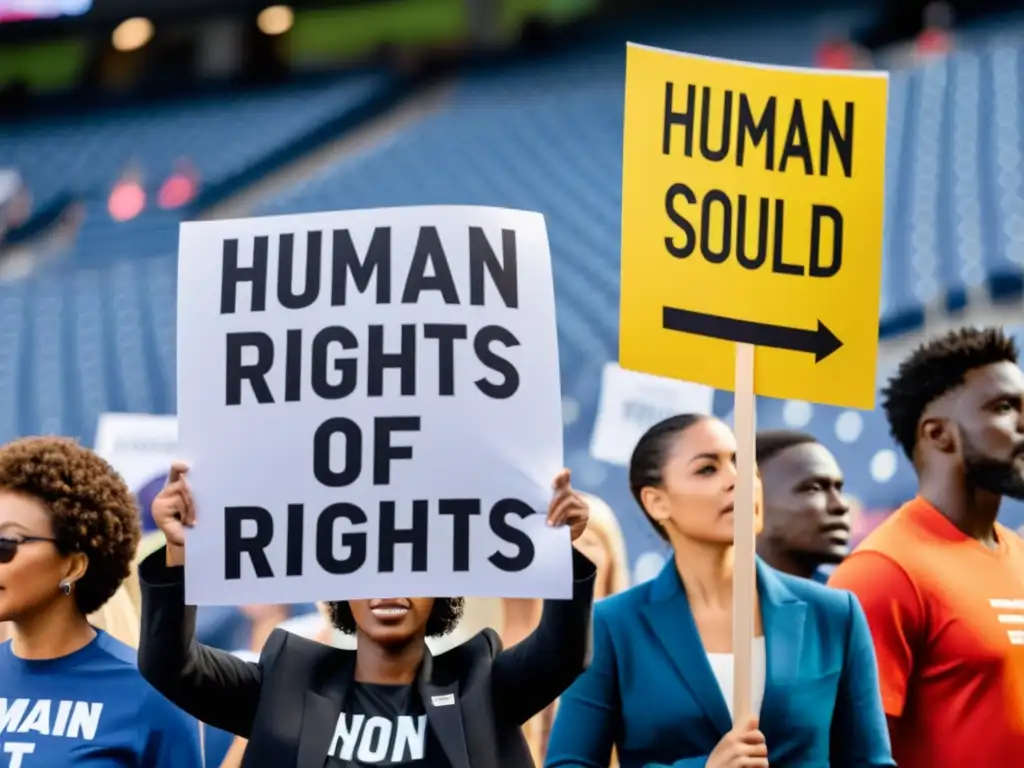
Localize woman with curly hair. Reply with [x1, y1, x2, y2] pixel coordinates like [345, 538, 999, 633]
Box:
[0, 436, 202, 767]
[140, 463, 595, 768]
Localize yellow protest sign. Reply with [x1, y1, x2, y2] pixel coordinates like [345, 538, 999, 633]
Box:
[619, 44, 887, 410]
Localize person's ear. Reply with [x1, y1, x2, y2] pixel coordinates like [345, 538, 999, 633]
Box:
[64, 552, 88, 583]
[641, 486, 672, 527]
[921, 417, 956, 454]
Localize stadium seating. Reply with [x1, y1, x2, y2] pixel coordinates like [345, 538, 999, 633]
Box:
[0, 74, 393, 258]
[2, 13, 1024, 576]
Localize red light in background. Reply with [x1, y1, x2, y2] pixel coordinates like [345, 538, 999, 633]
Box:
[815, 40, 857, 70]
[109, 181, 146, 222]
[159, 157, 200, 210]
[916, 27, 952, 57]
[158, 174, 196, 209]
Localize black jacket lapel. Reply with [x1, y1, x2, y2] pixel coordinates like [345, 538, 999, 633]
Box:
[418, 652, 471, 768]
[295, 653, 353, 767]
[296, 689, 343, 767]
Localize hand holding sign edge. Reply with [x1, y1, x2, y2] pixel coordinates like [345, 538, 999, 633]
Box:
[152, 462, 196, 567]
[548, 468, 589, 542]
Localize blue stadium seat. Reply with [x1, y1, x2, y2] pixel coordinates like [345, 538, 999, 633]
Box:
[884, 44, 1024, 316]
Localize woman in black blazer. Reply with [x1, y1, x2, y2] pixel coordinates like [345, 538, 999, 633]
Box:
[137, 463, 596, 768]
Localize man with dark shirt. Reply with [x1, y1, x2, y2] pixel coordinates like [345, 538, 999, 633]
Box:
[756, 430, 851, 582]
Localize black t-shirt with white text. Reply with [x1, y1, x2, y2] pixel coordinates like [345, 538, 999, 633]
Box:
[325, 683, 452, 768]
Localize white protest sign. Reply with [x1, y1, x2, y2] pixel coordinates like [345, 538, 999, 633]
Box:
[177, 206, 569, 605]
[590, 362, 714, 467]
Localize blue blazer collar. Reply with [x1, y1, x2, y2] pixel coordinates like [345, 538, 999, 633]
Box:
[641, 557, 807, 738]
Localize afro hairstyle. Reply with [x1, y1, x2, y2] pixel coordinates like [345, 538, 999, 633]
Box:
[325, 597, 465, 638]
[0, 436, 140, 616]
[882, 326, 1019, 460]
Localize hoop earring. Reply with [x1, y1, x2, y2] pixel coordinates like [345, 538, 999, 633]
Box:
[59, 580, 72, 596]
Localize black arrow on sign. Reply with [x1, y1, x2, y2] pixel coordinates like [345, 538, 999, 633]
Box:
[662, 306, 843, 363]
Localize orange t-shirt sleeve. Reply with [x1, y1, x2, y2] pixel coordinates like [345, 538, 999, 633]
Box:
[829, 551, 924, 717]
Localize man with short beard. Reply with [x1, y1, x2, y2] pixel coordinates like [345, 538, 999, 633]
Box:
[830, 326, 1024, 768]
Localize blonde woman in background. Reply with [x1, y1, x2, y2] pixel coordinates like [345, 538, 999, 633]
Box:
[89, 529, 214, 767]
[89, 530, 166, 645]
[574, 492, 630, 597]
[515, 492, 630, 766]
[464, 493, 631, 765]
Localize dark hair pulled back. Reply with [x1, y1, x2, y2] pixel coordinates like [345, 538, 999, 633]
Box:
[628, 414, 708, 541]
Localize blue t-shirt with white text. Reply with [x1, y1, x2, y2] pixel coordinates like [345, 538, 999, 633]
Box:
[0, 630, 201, 767]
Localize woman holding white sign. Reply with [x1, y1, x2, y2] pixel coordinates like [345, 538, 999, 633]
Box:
[545, 414, 894, 768]
[138, 462, 595, 768]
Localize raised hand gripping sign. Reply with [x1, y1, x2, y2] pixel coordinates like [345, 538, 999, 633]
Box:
[176, 206, 569, 605]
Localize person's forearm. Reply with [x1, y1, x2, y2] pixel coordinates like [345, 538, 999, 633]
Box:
[492, 548, 597, 724]
[139, 547, 265, 736]
[166, 542, 184, 567]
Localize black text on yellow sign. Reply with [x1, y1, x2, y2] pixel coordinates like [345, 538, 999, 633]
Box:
[663, 81, 849, 281]
[618, 44, 887, 410]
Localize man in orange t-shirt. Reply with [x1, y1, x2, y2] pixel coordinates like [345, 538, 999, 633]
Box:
[830, 326, 1024, 768]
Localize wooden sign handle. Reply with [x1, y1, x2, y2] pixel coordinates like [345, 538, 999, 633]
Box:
[732, 342, 757, 724]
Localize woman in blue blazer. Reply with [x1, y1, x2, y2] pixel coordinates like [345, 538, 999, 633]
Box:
[546, 414, 894, 768]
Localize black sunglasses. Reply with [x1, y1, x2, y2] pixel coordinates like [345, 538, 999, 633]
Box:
[0, 535, 57, 564]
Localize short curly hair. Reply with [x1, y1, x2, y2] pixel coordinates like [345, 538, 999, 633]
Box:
[325, 597, 465, 638]
[882, 327, 1019, 460]
[0, 436, 140, 616]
